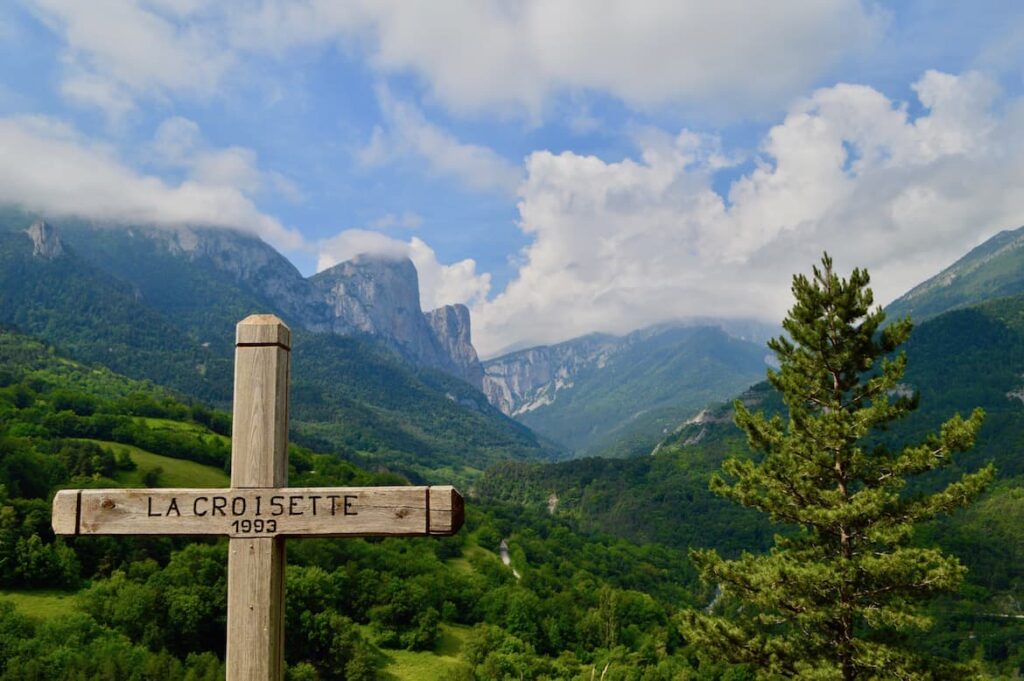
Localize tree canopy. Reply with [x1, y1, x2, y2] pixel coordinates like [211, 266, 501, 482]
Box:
[682, 254, 995, 679]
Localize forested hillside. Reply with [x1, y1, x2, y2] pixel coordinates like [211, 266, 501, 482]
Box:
[3, 204, 1024, 676]
[0, 328, 721, 679]
[887, 224, 1024, 323]
[2, 293, 1023, 675]
[0, 209, 560, 481]
[481, 293, 1024, 674]
[485, 325, 770, 459]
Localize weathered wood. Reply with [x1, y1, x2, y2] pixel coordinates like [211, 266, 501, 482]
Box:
[227, 314, 290, 681]
[51, 486, 465, 537]
[235, 314, 292, 348]
[229, 537, 285, 681]
[231, 315, 290, 489]
[48, 313, 466, 681]
[51, 488, 79, 535]
[429, 485, 465, 536]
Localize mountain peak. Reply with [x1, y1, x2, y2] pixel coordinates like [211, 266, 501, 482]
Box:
[10, 212, 486, 389]
[426, 304, 484, 387]
[311, 253, 484, 384]
[312, 253, 422, 331]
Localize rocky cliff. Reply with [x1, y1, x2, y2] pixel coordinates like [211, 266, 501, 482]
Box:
[425, 304, 484, 387]
[483, 324, 770, 457]
[25, 220, 64, 259]
[482, 334, 618, 415]
[311, 254, 483, 384]
[50, 221, 485, 386]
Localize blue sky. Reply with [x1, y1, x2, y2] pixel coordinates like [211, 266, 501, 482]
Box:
[1, 1, 1023, 355]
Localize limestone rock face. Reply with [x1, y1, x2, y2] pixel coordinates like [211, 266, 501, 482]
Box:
[25, 220, 64, 259]
[49, 218, 488, 387]
[162, 226, 330, 330]
[313, 255, 424, 336]
[311, 254, 484, 383]
[425, 304, 484, 387]
[482, 335, 617, 415]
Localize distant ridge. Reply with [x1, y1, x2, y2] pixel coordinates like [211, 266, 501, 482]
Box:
[482, 322, 772, 458]
[0, 207, 562, 478]
[887, 224, 1024, 322]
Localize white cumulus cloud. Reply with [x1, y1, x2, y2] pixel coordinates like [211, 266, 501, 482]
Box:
[230, 0, 882, 117]
[359, 87, 522, 196]
[150, 116, 303, 201]
[27, 0, 233, 117]
[471, 71, 1024, 355]
[0, 115, 305, 251]
[27, 0, 883, 118]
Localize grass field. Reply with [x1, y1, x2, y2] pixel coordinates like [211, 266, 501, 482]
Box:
[446, 543, 498, 576]
[138, 417, 230, 446]
[0, 589, 78, 621]
[380, 624, 473, 680]
[82, 440, 230, 488]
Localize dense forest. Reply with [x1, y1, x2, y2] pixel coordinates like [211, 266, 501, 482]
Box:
[479, 292, 1024, 677]
[3, 302, 1023, 677]
[0, 328, 722, 679]
[1, 232, 1023, 676]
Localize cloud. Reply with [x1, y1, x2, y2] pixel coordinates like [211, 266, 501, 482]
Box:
[150, 116, 303, 201]
[370, 211, 423, 230]
[26, 0, 233, 117]
[232, 0, 881, 117]
[359, 87, 522, 195]
[29, 1, 883, 118]
[317, 229, 491, 311]
[59, 72, 137, 120]
[471, 71, 1024, 355]
[0, 114, 305, 251]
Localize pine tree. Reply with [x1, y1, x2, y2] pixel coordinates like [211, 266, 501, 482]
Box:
[680, 255, 995, 680]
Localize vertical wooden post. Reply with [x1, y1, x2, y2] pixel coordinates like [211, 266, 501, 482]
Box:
[226, 315, 291, 681]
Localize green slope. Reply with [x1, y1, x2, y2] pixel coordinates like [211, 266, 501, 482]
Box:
[887, 224, 1024, 322]
[510, 294, 1024, 555]
[481, 294, 1024, 672]
[0, 209, 559, 478]
[0, 590, 78, 622]
[509, 325, 769, 458]
[100, 441, 230, 488]
[0, 223, 228, 401]
[0, 329, 719, 679]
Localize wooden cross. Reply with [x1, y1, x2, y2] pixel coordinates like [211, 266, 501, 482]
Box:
[51, 315, 464, 680]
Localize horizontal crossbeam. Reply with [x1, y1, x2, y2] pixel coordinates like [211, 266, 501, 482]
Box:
[52, 486, 463, 538]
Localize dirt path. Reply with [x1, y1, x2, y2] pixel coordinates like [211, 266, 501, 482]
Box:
[499, 539, 521, 580]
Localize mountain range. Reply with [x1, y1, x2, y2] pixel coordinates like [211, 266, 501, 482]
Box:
[481, 224, 1024, 543]
[7, 203, 1024, 477]
[48, 214, 483, 385]
[2, 203, 1023, 674]
[0, 207, 556, 479]
[483, 323, 773, 457]
[1, 205, 787, 466]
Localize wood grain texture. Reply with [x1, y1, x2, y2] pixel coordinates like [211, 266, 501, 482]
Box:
[51, 489, 79, 535]
[235, 314, 291, 348]
[51, 486, 464, 537]
[227, 536, 285, 681]
[228, 316, 289, 681]
[429, 486, 465, 535]
[231, 342, 289, 488]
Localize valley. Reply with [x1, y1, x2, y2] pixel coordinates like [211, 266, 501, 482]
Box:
[0, 209, 1023, 677]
